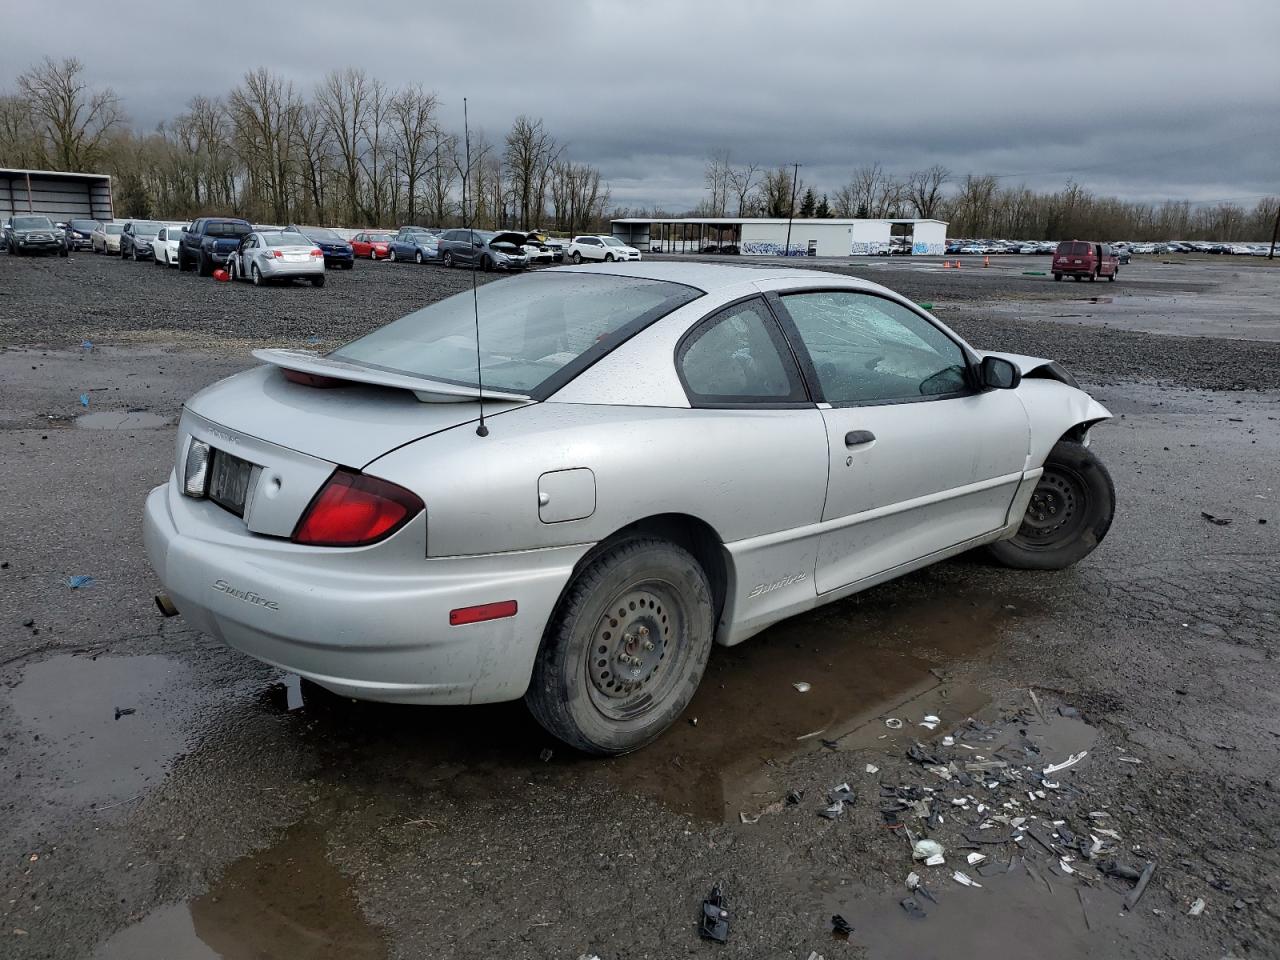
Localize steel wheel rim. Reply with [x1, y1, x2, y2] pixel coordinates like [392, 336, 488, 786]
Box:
[1014, 465, 1088, 550]
[586, 580, 685, 722]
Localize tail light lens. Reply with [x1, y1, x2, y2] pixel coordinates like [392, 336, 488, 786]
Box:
[311, 249, 323, 257]
[292, 469, 423, 547]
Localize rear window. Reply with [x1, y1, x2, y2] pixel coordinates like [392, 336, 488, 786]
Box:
[206, 221, 251, 238]
[265, 232, 311, 247]
[1056, 241, 1090, 256]
[298, 226, 341, 242]
[333, 272, 702, 394]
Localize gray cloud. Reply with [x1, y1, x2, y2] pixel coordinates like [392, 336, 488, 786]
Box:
[3, 2, 1277, 209]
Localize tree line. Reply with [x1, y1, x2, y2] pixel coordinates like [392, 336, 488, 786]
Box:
[671, 153, 1278, 242]
[0, 57, 612, 234]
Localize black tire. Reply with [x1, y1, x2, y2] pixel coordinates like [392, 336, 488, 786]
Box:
[987, 440, 1115, 571]
[1108, 272, 1116, 282]
[442, 251, 453, 268]
[481, 255, 493, 272]
[415, 250, 423, 265]
[1053, 272, 1062, 281]
[59, 247, 68, 258]
[311, 274, 325, 287]
[526, 538, 714, 755]
[570, 251, 582, 264]
[198, 251, 211, 277]
[604, 253, 615, 262]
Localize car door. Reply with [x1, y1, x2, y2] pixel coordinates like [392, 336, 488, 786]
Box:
[765, 285, 1030, 594]
[675, 295, 828, 639]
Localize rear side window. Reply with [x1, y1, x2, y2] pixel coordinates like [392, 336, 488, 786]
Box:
[678, 299, 805, 405]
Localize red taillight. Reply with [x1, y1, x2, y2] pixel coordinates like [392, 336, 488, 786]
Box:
[268, 249, 282, 259]
[311, 248, 323, 257]
[292, 469, 423, 547]
[449, 601, 518, 626]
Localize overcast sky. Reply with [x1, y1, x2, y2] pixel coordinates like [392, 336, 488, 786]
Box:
[3, 2, 1277, 211]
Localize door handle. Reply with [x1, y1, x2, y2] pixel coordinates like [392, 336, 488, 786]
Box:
[844, 430, 876, 447]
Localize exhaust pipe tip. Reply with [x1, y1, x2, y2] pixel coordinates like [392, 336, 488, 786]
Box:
[154, 594, 179, 618]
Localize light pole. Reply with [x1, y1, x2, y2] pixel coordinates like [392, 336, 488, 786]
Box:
[784, 162, 801, 257]
[1269, 197, 1279, 260]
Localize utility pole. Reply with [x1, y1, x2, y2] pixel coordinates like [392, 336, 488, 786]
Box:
[784, 162, 801, 257]
[1269, 197, 1279, 260]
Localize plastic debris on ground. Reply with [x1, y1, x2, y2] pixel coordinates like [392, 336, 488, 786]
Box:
[919, 714, 940, 730]
[1201, 511, 1232, 526]
[865, 763, 879, 774]
[830, 914, 853, 937]
[698, 884, 729, 943]
[1042, 751, 1087, 775]
[900, 896, 928, 919]
[912, 839, 944, 862]
[1189, 897, 1206, 916]
[792, 681, 811, 693]
[952, 871, 982, 888]
[67, 575, 94, 588]
[538, 747, 554, 762]
[79, 393, 90, 407]
[884, 718, 903, 729]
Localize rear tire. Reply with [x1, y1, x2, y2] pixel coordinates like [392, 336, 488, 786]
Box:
[1053, 272, 1062, 281]
[1108, 272, 1116, 282]
[311, 274, 325, 287]
[987, 440, 1115, 570]
[442, 251, 453, 268]
[605, 253, 615, 262]
[198, 251, 211, 277]
[525, 538, 714, 755]
[481, 255, 493, 272]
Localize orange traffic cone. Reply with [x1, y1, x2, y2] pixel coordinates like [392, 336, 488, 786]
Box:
[983, 255, 990, 268]
[943, 260, 950, 269]
[954, 259, 960, 269]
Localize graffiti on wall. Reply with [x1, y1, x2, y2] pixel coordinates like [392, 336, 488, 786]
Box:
[741, 241, 808, 256]
[913, 241, 946, 255]
[850, 241, 891, 256]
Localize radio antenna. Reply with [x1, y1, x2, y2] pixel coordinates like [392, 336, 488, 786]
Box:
[463, 97, 488, 437]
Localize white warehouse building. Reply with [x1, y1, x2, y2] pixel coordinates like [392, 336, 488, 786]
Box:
[610, 217, 948, 257]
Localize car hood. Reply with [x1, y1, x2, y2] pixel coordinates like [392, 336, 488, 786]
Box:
[185, 363, 526, 469]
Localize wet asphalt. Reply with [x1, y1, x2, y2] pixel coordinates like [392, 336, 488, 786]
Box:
[0, 252, 1277, 959]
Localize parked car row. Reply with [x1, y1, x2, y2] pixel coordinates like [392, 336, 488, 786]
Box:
[945, 237, 1275, 257]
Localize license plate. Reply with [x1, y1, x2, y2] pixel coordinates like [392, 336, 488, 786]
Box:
[208, 450, 254, 517]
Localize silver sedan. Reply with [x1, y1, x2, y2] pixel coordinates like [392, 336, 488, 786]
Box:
[227, 230, 326, 286]
[144, 263, 1115, 754]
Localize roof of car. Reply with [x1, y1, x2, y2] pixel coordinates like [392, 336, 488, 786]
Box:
[549, 260, 879, 294]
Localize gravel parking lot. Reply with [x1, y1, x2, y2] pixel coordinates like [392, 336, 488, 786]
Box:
[1, 251, 1277, 959]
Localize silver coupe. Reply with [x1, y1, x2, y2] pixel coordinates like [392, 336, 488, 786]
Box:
[144, 263, 1115, 754]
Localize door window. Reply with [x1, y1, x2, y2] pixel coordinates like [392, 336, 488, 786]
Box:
[678, 299, 805, 404]
[781, 291, 970, 405]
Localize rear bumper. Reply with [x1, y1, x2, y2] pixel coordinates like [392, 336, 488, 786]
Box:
[261, 258, 324, 278]
[321, 252, 354, 267]
[143, 481, 588, 704]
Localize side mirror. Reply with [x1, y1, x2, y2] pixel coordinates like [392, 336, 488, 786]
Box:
[474, 240, 483, 248]
[980, 356, 1021, 390]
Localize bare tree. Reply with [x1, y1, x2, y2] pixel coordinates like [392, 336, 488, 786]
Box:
[17, 57, 125, 170]
[315, 68, 371, 224]
[227, 68, 302, 223]
[504, 115, 559, 228]
[550, 160, 609, 236]
[905, 164, 950, 219]
[425, 129, 459, 225]
[294, 102, 332, 222]
[727, 161, 760, 216]
[0, 95, 43, 168]
[755, 166, 799, 218]
[703, 148, 732, 217]
[390, 85, 440, 226]
[358, 78, 392, 224]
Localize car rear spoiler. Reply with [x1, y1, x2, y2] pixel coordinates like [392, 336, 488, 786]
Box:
[252, 349, 533, 404]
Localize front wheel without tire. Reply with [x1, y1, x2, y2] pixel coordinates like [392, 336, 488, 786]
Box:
[987, 440, 1115, 570]
[526, 538, 714, 755]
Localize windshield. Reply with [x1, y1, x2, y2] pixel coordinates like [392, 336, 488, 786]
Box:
[265, 232, 312, 247]
[333, 272, 702, 394]
[14, 216, 54, 230]
[602, 237, 624, 247]
[68, 219, 98, 231]
[105, 224, 123, 235]
[131, 221, 162, 236]
[207, 221, 250, 238]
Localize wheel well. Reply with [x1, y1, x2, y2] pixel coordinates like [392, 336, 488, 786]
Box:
[568, 514, 730, 625]
[1058, 418, 1106, 445]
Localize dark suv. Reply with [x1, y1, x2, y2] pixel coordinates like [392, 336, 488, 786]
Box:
[120, 220, 164, 260]
[437, 229, 527, 271]
[286, 225, 354, 269]
[178, 217, 253, 275]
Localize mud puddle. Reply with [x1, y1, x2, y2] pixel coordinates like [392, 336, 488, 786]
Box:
[7, 653, 193, 807]
[276, 574, 1042, 822]
[91, 822, 386, 959]
[75, 410, 170, 429]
